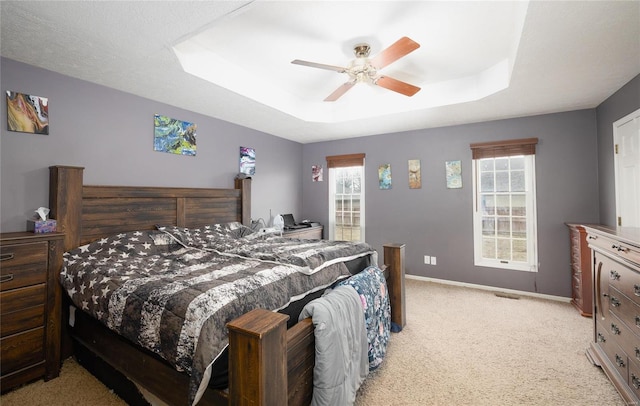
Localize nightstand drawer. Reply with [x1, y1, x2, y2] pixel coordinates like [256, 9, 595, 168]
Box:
[0, 285, 46, 337]
[0, 327, 45, 375]
[0, 242, 48, 291]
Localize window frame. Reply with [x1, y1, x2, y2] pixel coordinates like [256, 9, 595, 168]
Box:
[470, 138, 538, 272]
[326, 154, 365, 242]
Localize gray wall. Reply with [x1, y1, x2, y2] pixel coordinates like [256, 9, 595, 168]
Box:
[3, 56, 638, 299]
[302, 110, 601, 297]
[0, 57, 303, 232]
[595, 74, 640, 226]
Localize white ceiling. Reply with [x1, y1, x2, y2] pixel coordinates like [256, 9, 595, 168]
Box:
[1, 1, 639, 144]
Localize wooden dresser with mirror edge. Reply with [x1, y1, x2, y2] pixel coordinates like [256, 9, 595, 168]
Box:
[584, 225, 640, 404]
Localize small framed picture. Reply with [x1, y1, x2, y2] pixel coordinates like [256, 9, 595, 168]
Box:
[312, 165, 323, 181]
[379, 164, 392, 190]
[6, 91, 49, 134]
[445, 160, 462, 189]
[408, 159, 421, 189]
[240, 146, 256, 175]
[154, 114, 196, 156]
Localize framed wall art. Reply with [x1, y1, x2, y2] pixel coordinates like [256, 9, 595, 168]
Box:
[445, 160, 462, 189]
[379, 163, 392, 190]
[153, 114, 196, 156]
[408, 159, 421, 189]
[312, 165, 323, 181]
[240, 146, 256, 175]
[6, 91, 49, 135]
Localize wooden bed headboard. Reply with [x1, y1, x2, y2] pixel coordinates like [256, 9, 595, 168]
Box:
[49, 166, 251, 251]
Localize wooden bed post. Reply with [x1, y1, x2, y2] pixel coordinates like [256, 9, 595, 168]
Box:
[49, 166, 84, 251]
[234, 178, 252, 226]
[227, 308, 289, 406]
[384, 243, 406, 328]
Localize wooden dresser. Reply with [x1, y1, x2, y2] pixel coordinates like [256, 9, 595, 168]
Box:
[566, 224, 593, 317]
[585, 225, 640, 404]
[0, 232, 65, 392]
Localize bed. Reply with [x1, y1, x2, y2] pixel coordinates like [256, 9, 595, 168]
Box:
[49, 165, 406, 406]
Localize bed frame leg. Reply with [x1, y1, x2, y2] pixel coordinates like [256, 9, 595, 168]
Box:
[227, 308, 290, 406]
[384, 243, 406, 329]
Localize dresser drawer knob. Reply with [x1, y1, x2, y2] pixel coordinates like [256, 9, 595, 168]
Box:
[597, 333, 606, 343]
[635, 347, 640, 361]
[609, 270, 621, 280]
[615, 354, 626, 368]
[611, 323, 621, 335]
[635, 284, 640, 297]
[0, 274, 14, 283]
[610, 296, 621, 307]
[0, 253, 14, 262]
[636, 316, 640, 329]
[632, 374, 640, 390]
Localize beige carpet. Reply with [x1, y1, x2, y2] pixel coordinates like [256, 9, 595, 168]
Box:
[2, 279, 625, 405]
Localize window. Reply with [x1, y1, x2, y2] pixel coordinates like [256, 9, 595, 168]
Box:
[471, 138, 538, 272]
[327, 154, 365, 242]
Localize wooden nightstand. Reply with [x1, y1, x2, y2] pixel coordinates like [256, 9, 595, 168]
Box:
[282, 225, 323, 239]
[0, 232, 65, 392]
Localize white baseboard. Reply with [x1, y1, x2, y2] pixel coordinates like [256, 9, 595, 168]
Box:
[405, 274, 571, 303]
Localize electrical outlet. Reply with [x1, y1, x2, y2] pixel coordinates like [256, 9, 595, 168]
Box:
[424, 255, 431, 265]
[431, 256, 437, 265]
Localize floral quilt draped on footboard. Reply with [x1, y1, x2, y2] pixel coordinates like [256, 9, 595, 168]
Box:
[339, 266, 391, 370]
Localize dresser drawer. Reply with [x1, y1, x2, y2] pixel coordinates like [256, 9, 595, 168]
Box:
[572, 272, 583, 304]
[629, 359, 640, 398]
[0, 327, 45, 375]
[0, 285, 46, 337]
[598, 325, 630, 382]
[608, 310, 640, 369]
[570, 229, 583, 263]
[0, 242, 48, 291]
[608, 286, 640, 335]
[606, 262, 640, 306]
[589, 232, 640, 268]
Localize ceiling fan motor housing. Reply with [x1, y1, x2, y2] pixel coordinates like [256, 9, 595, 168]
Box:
[353, 43, 371, 58]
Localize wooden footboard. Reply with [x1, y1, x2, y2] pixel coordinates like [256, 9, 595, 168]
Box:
[226, 244, 405, 406]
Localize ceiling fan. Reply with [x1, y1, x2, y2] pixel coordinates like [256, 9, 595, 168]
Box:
[291, 36, 421, 102]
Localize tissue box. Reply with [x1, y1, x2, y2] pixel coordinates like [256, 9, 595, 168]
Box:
[27, 219, 57, 233]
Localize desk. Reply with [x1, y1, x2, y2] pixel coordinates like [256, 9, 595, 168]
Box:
[282, 225, 323, 239]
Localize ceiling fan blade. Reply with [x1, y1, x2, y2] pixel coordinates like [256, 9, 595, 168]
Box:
[291, 59, 347, 73]
[324, 81, 356, 102]
[370, 37, 420, 70]
[375, 75, 421, 97]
